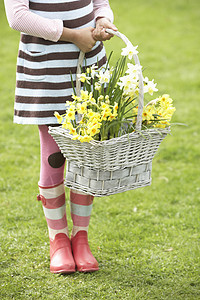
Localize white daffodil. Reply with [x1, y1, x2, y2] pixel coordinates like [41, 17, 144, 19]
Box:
[98, 70, 111, 84]
[121, 43, 138, 60]
[94, 82, 101, 91]
[126, 63, 142, 75]
[143, 77, 158, 95]
[77, 73, 91, 84]
[118, 75, 137, 91]
[90, 64, 98, 79]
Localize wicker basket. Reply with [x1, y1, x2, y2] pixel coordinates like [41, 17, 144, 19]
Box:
[49, 30, 170, 197]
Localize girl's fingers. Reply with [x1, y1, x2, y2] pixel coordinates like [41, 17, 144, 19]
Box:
[94, 18, 117, 41]
[95, 28, 113, 41]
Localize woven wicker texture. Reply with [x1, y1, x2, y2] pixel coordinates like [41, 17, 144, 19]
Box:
[65, 161, 152, 197]
[49, 29, 170, 196]
[49, 126, 170, 196]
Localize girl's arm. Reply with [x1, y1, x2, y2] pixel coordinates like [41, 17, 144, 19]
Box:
[93, 0, 114, 23]
[4, 0, 63, 42]
[4, 0, 115, 51]
[93, 0, 117, 41]
[4, 0, 96, 52]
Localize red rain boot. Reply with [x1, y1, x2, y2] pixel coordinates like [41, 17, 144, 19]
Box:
[71, 231, 99, 272]
[50, 233, 76, 274]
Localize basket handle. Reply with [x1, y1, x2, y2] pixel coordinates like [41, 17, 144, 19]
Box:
[76, 29, 144, 131]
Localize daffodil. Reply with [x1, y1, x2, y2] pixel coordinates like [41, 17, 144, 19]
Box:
[68, 104, 75, 112]
[98, 95, 104, 103]
[80, 90, 89, 101]
[98, 70, 111, 84]
[154, 121, 170, 129]
[94, 82, 101, 91]
[62, 120, 73, 130]
[66, 110, 75, 120]
[105, 95, 110, 104]
[108, 113, 117, 121]
[126, 63, 142, 75]
[132, 106, 138, 117]
[78, 135, 93, 143]
[77, 73, 91, 84]
[87, 124, 100, 136]
[101, 103, 110, 110]
[77, 102, 87, 114]
[90, 64, 98, 79]
[160, 94, 173, 106]
[69, 128, 77, 135]
[71, 94, 80, 102]
[54, 43, 175, 143]
[54, 111, 63, 123]
[89, 113, 101, 123]
[88, 92, 95, 103]
[142, 107, 153, 121]
[113, 102, 118, 112]
[121, 43, 138, 60]
[118, 75, 137, 94]
[87, 109, 95, 119]
[101, 107, 112, 120]
[143, 77, 158, 95]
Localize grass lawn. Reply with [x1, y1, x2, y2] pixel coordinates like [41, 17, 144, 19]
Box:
[0, 0, 199, 299]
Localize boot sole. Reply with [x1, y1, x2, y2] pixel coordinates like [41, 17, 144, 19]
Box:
[77, 267, 99, 273]
[50, 268, 76, 274]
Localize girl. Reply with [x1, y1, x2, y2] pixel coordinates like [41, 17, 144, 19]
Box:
[4, 0, 117, 274]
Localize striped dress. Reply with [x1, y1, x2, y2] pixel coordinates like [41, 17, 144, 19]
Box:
[14, 0, 107, 125]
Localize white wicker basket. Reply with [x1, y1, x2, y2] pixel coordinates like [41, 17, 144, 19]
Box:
[49, 30, 170, 197]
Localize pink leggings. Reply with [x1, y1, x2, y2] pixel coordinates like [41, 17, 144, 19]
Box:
[38, 125, 65, 187]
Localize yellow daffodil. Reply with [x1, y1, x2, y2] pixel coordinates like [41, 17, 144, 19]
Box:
[78, 135, 93, 143]
[133, 106, 138, 115]
[54, 111, 63, 123]
[80, 90, 89, 101]
[71, 94, 80, 101]
[69, 128, 77, 135]
[77, 102, 87, 114]
[62, 120, 73, 130]
[142, 107, 153, 121]
[89, 113, 101, 123]
[88, 92, 95, 103]
[87, 109, 95, 118]
[113, 102, 118, 112]
[87, 123, 100, 136]
[68, 104, 75, 112]
[101, 103, 110, 110]
[98, 95, 104, 102]
[108, 114, 117, 121]
[66, 111, 75, 120]
[105, 95, 110, 104]
[54, 41, 175, 143]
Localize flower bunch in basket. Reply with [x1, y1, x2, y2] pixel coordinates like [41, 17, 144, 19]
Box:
[55, 43, 175, 143]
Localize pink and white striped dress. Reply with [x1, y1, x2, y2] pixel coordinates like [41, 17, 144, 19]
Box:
[4, 0, 113, 125]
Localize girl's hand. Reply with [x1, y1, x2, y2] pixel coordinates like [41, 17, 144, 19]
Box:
[93, 17, 118, 41]
[72, 27, 97, 53]
[60, 27, 96, 53]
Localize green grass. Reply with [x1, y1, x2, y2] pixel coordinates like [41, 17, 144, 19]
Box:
[0, 0, 200, 299]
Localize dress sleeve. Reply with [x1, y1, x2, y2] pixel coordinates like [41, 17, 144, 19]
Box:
[4, 0, 63, 42]
[93, 0, 114, 23]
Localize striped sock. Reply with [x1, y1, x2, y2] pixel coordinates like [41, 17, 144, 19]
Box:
[38, 182, 69, 240]
[70, 190, 94, 237]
